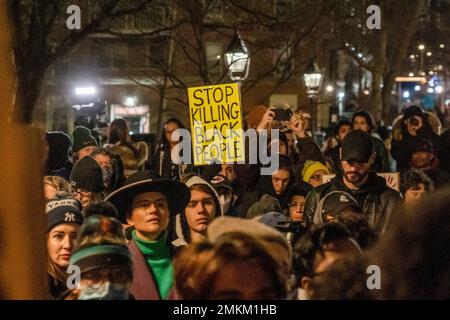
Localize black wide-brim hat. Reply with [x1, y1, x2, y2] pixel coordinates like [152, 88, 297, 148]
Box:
[105, 170, 190, 223]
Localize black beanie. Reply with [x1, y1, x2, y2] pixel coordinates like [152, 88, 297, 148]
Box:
[46, 198, 84, 232]
[47, 131, 72, 171]
[70, 156, 105, 193]
[72, 126, 98, 153]
[403, 105, 424, 120]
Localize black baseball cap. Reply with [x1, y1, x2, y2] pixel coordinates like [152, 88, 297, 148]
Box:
[341, 130, 374, 163]
[321, 191, 362, 219]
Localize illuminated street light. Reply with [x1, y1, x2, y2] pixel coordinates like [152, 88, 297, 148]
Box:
[403, 91, 410, 99]
[124, 96, 137, 107]
[326, 85, 334, 92]
[224, 32, 250, 81]
[435, 86, 443, 94]
[408, 72, 414, 77]
[410, 54, 415, 59]
[427, 88, 434, 93]
[418, 44, 425, 50]
[414, 85, 421, 91]
[75, 86, 96, 96]
[440, 44, 445, 49]
[363, 89, 370, 95]
[426, 51, 432, 57]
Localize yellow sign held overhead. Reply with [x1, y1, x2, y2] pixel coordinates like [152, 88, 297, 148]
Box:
[187, 83, 245, 165]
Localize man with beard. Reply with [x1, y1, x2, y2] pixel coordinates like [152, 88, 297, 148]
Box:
[304, 130, 401, 233]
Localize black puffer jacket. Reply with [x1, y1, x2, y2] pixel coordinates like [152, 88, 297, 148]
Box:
[304, 172, 402, 233]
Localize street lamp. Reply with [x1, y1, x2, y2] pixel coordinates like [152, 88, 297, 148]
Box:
[303, 62, 323, 136]
[418, 44, 425, 75]
[224, 32, 250, 81]
[124, 96, 137, 107]
[75, 86, 96, 96]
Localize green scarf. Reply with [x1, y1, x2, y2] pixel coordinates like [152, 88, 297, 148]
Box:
[132, 230, 174, 299]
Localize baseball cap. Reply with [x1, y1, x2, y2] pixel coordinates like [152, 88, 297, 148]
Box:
[341, 130, 374, 163]
[321, 191, 361, 219]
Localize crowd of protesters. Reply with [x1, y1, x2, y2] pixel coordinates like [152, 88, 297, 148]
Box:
[43, 104, 450, 300]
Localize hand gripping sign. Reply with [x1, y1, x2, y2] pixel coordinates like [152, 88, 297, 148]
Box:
[187, 83, 245, 165]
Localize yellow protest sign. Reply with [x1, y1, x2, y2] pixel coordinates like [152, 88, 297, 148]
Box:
[187, 83, 245, 165]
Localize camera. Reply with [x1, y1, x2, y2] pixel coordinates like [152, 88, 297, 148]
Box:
[275, 221, 309, 246]
[272, 108, 293, 121]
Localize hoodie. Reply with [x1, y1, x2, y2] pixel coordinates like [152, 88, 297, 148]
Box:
[170, 175, 223, 248]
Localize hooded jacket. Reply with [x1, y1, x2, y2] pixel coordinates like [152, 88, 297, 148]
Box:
[390, 112, 441, 172]
[235, 168, 294, 218]
[304, 171, 402, 234]
[170, 175, 223, 248]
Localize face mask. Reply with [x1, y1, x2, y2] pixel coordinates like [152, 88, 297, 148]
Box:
[218, 194, 232, 214]
[78, 281, 129, 300]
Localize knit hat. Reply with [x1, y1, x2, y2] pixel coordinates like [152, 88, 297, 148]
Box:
[70, 156, 105, 193]
[247, 194, 282, 219]
[301, 160, 330, 183]
[69, 215, 132, 278]
[72, 126, 98, 153]
[208, 216, 286, 244]
[46, 198, 84, 232]
[246, 105, 268, 129]
[403, 105, 424, 120]
[257, 212, 290, 230]
[408, 138, 435, 156]
[46, 131, 72, 171]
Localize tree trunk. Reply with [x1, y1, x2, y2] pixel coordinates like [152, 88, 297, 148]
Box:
[370, 71, 383, 121]
[382, 73, 397, 123]
[0, 4, 46, 299]
[13, 67, 47, 124]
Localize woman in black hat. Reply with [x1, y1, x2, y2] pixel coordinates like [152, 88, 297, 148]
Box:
[46, 197, 84, 299]
[70, 156, 107, 209]
[105, 170, 190, 300]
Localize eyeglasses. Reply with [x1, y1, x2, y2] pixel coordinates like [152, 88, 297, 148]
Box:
[73, 188, 92, 198]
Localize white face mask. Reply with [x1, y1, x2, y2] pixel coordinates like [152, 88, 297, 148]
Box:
[218, 194, 232, 214]
[78, 281, 129, 300]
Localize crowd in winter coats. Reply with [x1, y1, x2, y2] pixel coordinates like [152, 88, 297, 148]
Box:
[43, 104, 450, 300]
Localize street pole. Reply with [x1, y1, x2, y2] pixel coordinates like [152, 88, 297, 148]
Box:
[310, 96, 317, 139]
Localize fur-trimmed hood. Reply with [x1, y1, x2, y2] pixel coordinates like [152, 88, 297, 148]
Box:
[391, 112, 441, 141]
